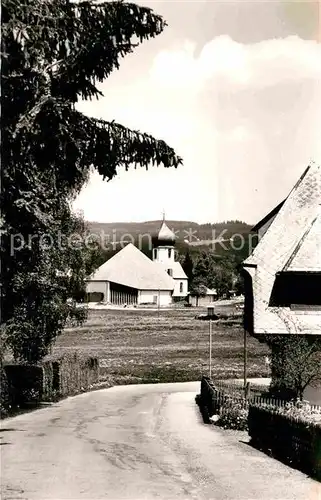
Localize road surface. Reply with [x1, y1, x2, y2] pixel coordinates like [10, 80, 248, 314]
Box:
[1, 382, 320, 500]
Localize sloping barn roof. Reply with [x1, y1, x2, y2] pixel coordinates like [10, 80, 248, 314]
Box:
[243, 162, 321, 335]
[87, 243, 175, 291]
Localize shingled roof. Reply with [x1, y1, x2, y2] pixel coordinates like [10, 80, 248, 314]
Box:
[243, 162, 321, 335]
[87, 243, 175, 291]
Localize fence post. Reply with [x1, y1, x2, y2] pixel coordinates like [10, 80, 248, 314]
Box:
[245, 381, 251, 400]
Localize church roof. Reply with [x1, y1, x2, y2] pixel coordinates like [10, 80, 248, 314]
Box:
[155, 261, 188, 279]
[243, 162, 321, 335]
[87, 243, 175, 291]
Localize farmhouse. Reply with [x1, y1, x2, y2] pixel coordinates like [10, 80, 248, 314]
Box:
[86, 219, 188, 306]
[243, 162, 321, 336]
[189, 288, 218, 307]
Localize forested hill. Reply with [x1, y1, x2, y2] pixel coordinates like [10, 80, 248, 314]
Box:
[86, 219, 253, 245]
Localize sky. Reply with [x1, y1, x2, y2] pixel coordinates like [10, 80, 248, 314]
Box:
[74, 0, 321, 225]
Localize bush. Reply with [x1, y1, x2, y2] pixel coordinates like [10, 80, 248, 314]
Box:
[0, 365, 9, 417]
[4, 364, 43, 408]
[256, 399, 321, 424]
[215, 397, 249, 431]
[198, 376, 249, 428]
[43, 352, 99, 399]
[0, 352, 100, 418]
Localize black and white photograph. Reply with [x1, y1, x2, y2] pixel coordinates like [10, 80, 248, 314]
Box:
[1, 0, 321, 498]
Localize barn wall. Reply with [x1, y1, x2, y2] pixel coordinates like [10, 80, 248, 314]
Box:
[139, 290, 172, 306]
[86, 281, 109, 302]
[189, 295, 217, 306]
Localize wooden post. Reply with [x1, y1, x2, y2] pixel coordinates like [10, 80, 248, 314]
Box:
[244, 328, 248, 395]
[209, 320, 212, 379]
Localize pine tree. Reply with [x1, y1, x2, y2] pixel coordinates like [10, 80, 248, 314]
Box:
[1, 0, 182, 362]
[182, 252, 194, 282]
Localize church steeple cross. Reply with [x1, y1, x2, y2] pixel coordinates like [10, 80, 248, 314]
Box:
[162, 209, 166, 222]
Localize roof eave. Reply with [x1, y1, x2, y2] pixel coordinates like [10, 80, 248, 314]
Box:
[251, 199, 285, 232]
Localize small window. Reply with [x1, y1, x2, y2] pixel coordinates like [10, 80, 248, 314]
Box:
[168, 249, 172, 258]
[180, 282, 183, 293]
[167, 269, 173, 277]
[153, 249, 157, 260]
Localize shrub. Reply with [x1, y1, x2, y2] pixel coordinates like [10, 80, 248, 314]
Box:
[215, 396, 249, 431]
[269, 336, 321, 400]
[43, 352, 99, 399]
[0, 365, 9, 417]
[4, 364, 43, 408]
[198, 377, 250, 428]
[257, 399, 321, 424]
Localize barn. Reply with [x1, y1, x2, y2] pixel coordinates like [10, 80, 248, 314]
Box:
[86, 243, 175, 306]
[86, 218, 188, 306]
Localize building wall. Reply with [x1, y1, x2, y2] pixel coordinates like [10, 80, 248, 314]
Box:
[303, 384, 321, 405]
[86, 281, 172, 305]
[189, 294, 217, 306]
[153, 246, 175, 265]
[139, 289, 172, 306]
[110, 282, 138, 305]
[86, 280, 110, 301]
[173, 278, 188, 297]
[189, 295, 216, 306]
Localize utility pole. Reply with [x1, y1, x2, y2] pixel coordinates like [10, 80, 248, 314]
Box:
[209, 319, 212, 379]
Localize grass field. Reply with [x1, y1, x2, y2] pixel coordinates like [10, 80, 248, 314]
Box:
[53, 304, 270, 385]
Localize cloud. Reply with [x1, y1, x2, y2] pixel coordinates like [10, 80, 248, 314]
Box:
[150, 35, 321, 89]
[74, 35, 321, 224]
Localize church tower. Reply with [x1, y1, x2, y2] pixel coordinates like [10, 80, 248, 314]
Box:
[152, 214, 188, 298]
[152, 215, 176, 276]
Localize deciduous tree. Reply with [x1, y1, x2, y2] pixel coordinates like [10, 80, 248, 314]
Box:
[269, 336, 321, 400]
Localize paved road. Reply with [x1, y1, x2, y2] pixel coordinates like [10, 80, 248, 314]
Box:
[1, 382, 321, 500]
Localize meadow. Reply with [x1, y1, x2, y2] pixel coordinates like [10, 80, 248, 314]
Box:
[54, 304, 270, 385]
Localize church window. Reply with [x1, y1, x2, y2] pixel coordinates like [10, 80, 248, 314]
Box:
[167, 269, 173, 277]
[168, 249, 172, 258]
[180, 282, 183, 293]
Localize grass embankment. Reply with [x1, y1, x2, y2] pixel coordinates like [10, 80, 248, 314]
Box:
[54, 303, 270, 385]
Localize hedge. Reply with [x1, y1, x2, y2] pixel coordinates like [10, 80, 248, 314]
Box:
[4, 364, 43, 407]
[248, 405, 321, 479]
[1, 352, 100, 417]
[0, 364, 9, 417]
[43, 352, 99, 399]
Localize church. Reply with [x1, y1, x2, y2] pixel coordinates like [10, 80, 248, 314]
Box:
[86, 219, 188, 306]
